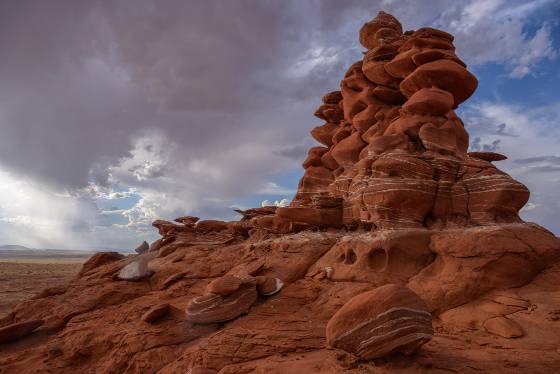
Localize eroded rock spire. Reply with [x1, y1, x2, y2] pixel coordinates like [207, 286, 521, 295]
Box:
[285, 10, 528, 230]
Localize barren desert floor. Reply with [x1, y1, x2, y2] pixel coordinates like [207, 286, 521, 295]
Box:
[0, 250, 92, 315]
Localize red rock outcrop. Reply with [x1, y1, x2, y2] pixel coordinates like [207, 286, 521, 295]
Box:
[0, 9, 559, 374]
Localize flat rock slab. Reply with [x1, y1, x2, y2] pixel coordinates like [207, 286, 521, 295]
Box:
[0, 319, 44, 344]
[142, 304, 170, 324]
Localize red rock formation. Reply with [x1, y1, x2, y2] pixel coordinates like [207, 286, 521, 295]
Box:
[0, 10, 560, 374]
[279, 10, 528, 231]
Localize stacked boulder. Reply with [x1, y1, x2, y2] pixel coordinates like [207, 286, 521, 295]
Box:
[280, 11, 529, 230]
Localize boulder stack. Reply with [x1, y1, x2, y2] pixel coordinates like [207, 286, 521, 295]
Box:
[280, 10, 528, 230]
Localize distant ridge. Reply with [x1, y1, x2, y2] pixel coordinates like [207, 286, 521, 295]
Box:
[0, 245, 31, 251]
[0, 244, 132, 253]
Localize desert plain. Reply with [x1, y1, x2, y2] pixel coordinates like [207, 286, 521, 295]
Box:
[0, 249, 93, 316]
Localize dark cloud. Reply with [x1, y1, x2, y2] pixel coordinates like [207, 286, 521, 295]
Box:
[0, 0, 553, 188]
[0, 0, 309, 188]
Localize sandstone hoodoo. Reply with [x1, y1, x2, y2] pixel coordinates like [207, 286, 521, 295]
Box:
[285, 10, 527, 230]
[1, 10, 560, 374]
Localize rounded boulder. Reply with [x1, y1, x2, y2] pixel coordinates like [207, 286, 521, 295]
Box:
[326, 284, 433, 360]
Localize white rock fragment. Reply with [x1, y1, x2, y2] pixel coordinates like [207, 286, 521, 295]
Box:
[118, 257, 153, 281]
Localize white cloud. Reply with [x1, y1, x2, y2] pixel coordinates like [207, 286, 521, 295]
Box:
[438, 0, 557, 77]
[261, 199, 290, 208]
[286, 46, 341, 78]
[455, 0, 504, 30]
[507, 24, 557, 78]
[520, 202, 538, 212]
[257, 182, 296, 196]
[333, 0, 559, 78]
[96, 130, 300, 231]
[449, 0, 557, 78]
[0, 168, 97, 248]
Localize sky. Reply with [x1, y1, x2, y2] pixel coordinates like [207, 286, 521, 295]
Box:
[0, 0, 558, 250]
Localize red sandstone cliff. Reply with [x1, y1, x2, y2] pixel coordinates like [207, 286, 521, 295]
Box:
[1, 11, 560, 374]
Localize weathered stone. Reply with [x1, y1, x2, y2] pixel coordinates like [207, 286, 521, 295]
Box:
[149, 238, 164, 252]
[303, 146, 329, 169]
[359, 11, 403, 49]
[79, 252, 124, 276]
[160, 272, 186, 290]
[142, 303, 170, 324]
[276, 207, 342, 227]
[314, 104, 344, 123]
[402, 88, 454, 116]
[322, 90, 343, 104]
[483, 317, 524, 338]
[117, 257, 153, 281]
[0, 320, 44, 344]
[400, 59, 478, 106]
[468, 151, 507, 162]
[234, 206, 277, 221]
[196, 220, 229, 233]
[310, 123, 338, 147]
[206, 275, 254, 296]
[1, 10, 560, 374]
[174, 216, 200, 225]
[134, 241, 149, 254]
[255, 276, 284, 296]
[185, 284, 258, 324]
[326, 285, 433, 359]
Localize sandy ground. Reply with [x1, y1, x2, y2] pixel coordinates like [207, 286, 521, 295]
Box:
[0, 250, 93, 316]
